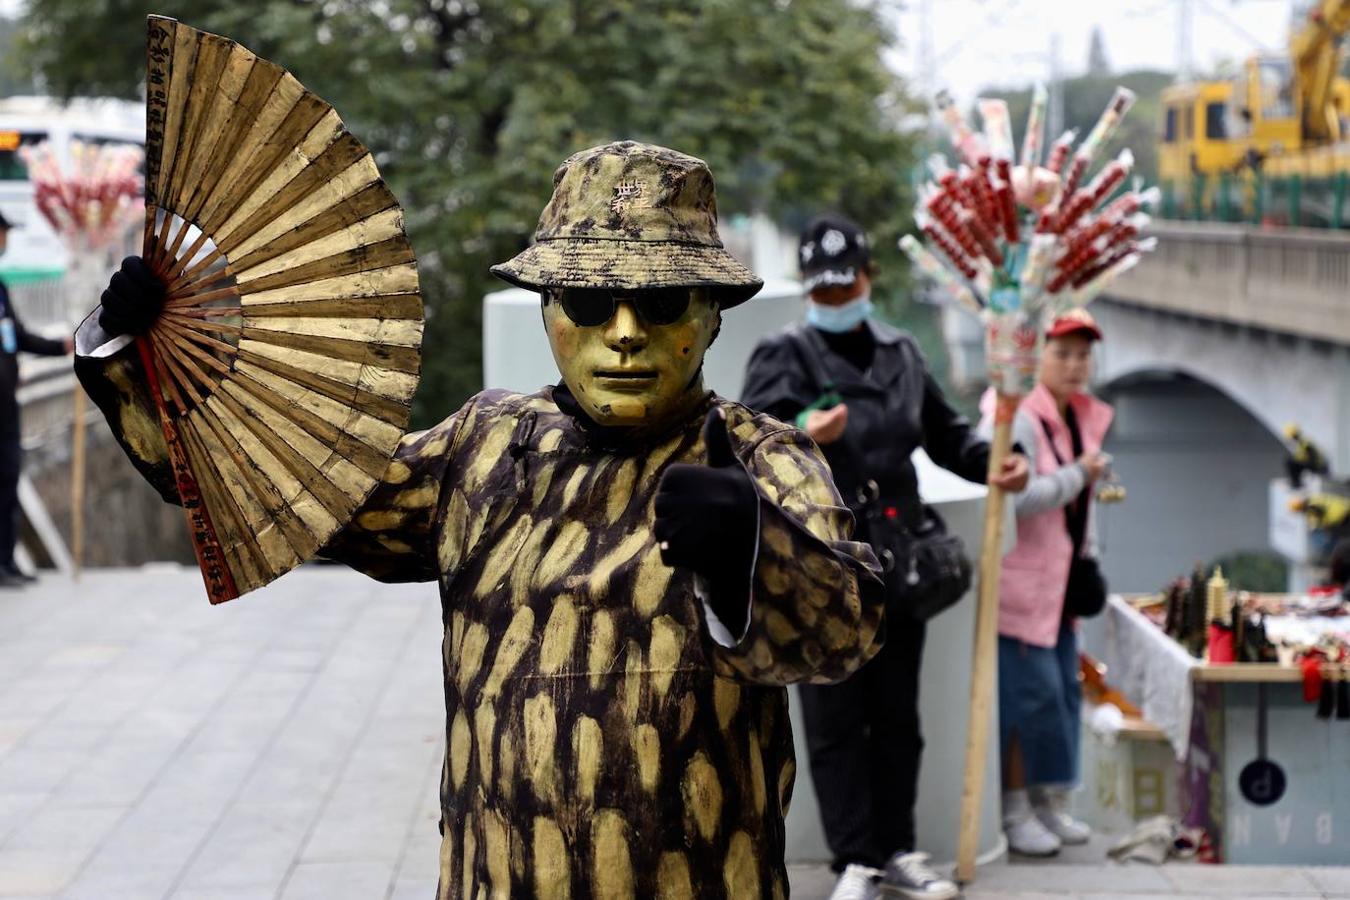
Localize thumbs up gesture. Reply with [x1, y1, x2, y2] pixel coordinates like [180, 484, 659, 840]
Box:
[654, 408, 759, 579]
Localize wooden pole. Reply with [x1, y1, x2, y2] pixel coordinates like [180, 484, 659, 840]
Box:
[955, 390, 1019, 883]
[70, 388, 87, 579]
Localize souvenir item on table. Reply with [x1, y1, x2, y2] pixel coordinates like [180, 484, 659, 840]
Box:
[1237, 684, 1287, 806]
[119, 16, 423, 603]
[1206, 568, 1236, 664]
[1239, 611, 1278, 663]
[1186, 565, 1209, 657]
[916, 87, 1158, 882]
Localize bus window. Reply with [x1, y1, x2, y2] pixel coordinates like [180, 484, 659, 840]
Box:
[1205, 102, 1226, 140]
[0, 132, 48, 181]
[1164, 107, 1178, 142]
[1259, 59, 1294, 120]
[1183, 105, 1194, 141]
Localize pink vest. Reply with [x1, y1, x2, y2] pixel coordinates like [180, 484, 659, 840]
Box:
[984, 384, 1114, 648]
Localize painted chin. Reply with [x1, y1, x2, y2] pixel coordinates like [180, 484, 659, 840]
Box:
[597, 396, 649, 423]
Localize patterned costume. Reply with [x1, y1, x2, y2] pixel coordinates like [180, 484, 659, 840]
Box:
[76, 141, 885, 898]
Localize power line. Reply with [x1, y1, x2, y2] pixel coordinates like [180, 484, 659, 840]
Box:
[933, 0, 1026, 69]
[1195, 0, 1279, 54]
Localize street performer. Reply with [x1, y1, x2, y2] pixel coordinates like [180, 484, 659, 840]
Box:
[75, 141, 885, 899]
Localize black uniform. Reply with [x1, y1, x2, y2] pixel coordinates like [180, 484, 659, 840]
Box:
[0, 279, 67, 572]
[741, 317, 990, 869]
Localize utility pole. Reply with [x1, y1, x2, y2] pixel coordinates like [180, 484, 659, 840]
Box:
[1177, 0, 1195, 82]
[917, 0, 935, 102]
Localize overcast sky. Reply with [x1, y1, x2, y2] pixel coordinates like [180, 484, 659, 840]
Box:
[0, 0, 1300, 101]
[886, 0, 1296, 104]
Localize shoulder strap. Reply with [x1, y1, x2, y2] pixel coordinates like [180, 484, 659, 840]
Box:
[783, 326, 835, 396]
[1038, 415, 1089, 554]
[784, 326, 889, 515]
[1038, 415, 1066, 467]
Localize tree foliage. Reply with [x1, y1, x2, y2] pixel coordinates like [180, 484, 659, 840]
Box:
[0, 17, 37, 96]
[17, 0, 918, 426]
[1086, 26, 1111, 77]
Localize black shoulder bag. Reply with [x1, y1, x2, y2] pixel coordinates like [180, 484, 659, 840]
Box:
[785, 328, 972, 622]
[1038, 412, 1107, 618]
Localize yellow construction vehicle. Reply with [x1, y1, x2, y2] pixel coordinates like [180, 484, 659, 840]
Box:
[1159, 0, 1350, 225]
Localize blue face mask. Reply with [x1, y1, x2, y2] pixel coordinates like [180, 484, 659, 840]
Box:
[806, 292, 873, 333]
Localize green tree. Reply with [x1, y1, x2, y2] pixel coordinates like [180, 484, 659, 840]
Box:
[0, 16, 37, 96]
[17, 0, 919, 426]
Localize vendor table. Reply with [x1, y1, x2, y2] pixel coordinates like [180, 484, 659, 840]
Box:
[1089, 595, 1350, 864]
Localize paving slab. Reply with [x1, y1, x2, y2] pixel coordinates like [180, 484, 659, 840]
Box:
[0, 569, 1348, 900]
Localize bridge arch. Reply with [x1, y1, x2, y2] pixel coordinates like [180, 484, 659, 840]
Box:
[1092, 362, 1286, 594]
[1091, 300, 1348, 466]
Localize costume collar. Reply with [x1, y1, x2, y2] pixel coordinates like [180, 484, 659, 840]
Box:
[550, 382, 713, 454]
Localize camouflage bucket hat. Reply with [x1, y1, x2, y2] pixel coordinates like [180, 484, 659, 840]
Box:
[491, 141, 764, 308]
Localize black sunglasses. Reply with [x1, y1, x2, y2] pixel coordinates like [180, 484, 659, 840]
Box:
[545, 287, 694, 327]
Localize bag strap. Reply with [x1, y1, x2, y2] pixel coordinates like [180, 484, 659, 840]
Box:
[784, 327, 911, 529]
[1038, 414, 1090, 556]
[783, 326, 836, 401]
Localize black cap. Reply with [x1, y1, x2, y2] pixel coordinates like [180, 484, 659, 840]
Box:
[798, 213, 870, 292]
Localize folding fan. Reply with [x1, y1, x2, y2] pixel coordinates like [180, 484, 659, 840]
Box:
[135, 16, 422, 603]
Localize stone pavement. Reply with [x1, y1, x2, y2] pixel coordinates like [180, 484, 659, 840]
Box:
[2, 567, 1349, 899]
[790, 835, 1350, 899]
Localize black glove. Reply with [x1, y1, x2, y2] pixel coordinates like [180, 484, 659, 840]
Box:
[654, 409, 759, 621]
[99, 256, 167, 337]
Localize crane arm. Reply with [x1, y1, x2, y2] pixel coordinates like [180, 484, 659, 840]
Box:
[1289, 0, 1350, 141]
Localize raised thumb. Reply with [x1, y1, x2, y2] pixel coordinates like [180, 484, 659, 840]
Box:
[702, 408, 736, 468]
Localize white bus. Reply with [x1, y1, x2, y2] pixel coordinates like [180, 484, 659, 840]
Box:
[0, 96, 143, 286]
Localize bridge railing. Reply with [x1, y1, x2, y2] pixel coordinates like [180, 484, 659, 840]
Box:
[1108, 221, 1350, 344]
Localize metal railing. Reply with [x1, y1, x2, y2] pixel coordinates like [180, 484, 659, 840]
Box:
[1107, 221, 1350, 344]
[1161, 172, 1350, 230]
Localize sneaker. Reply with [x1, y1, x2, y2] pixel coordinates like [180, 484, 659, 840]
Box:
[1004, 812, 1062, 857]
[877, 851, 959, 900]
[1031, 785, 1092, 845]
[0, 570, 27, 589]
[2, 566, 35, 584]
[828, 863, 880, 900]
[1035, 807, 1092, 844]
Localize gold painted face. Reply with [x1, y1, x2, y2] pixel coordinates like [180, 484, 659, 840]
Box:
[543, 287, 720, 427]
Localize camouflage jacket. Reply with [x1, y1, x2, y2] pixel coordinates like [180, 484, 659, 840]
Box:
[74, 341, 885, 899]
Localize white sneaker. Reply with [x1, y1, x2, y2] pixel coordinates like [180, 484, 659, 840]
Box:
[878, 851, 959, 899]
[1032, 785, 1092, 845]
[1035, 807, 1092, 844]
[1004, 812, 1062, 857]
[828, 863, 881, 900]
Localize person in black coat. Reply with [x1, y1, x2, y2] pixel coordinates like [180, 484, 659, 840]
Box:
[740, 214, 1027, 900]
[0, 211, 74, 587]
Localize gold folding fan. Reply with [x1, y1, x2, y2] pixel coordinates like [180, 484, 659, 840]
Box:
[136, 16, 422, 603]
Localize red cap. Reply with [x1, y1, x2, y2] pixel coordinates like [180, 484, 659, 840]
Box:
[1046, 309, 1103, 342]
